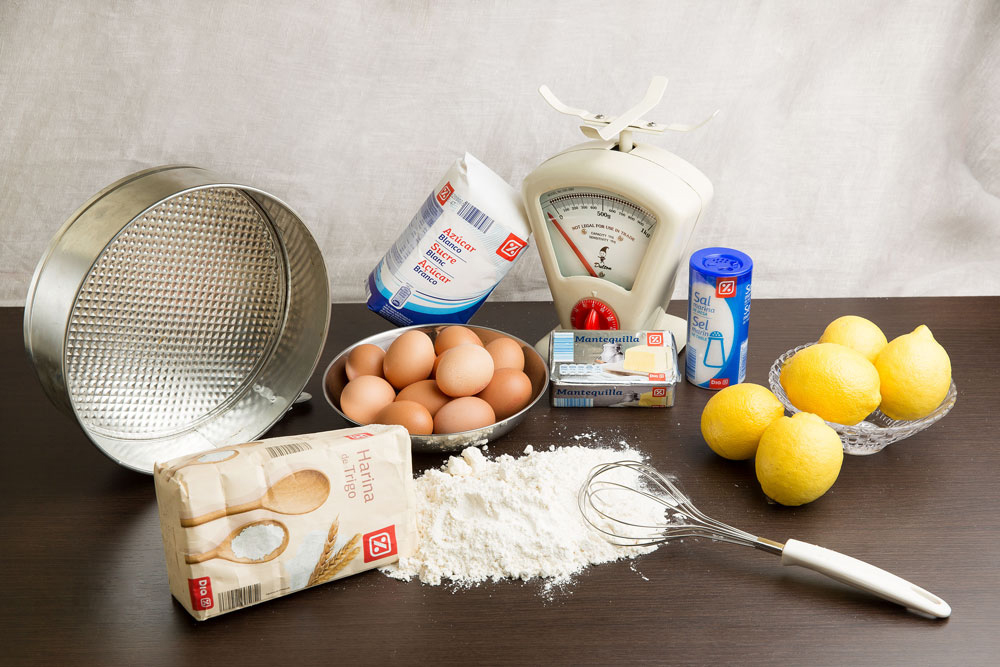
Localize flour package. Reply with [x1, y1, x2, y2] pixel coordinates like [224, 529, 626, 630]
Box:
[153, 425, 416, 620]
[366, 153, 532, 325]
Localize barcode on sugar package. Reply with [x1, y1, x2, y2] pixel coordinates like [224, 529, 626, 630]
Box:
[218, 583, 262, 612]
[265, 442, 312, 459]
[457, 201, 494, 233]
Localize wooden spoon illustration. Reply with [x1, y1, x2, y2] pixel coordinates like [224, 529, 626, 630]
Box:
[185, 519, 289, 564]
[180, 469, 331, 527]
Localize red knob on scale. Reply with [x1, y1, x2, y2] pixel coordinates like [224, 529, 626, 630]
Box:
[570, 298, 620, 330]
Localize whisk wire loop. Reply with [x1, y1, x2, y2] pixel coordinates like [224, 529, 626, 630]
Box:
[579, 461, 762, 549]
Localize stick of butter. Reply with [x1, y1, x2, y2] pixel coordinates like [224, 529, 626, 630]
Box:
[624, 345, 669, 373]
[548, 330, 679, 408]
[638, 390, 668, 407]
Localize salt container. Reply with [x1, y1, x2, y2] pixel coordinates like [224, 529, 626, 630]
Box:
[685, 247, 753, 389]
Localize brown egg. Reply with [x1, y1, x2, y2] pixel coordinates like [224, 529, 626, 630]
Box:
[383, 330, 435, 389]
[484, 337, 525, 372]
[430, 353, 443, 378]
[434, 396, 495, 434]
[434, 325, 484, 355]
[339, 375, 396, 424]
[345, 343, 385, 380]
[396, 379, 450, 417]
[373, 400, 433, 435]
[324, 367, 341, 401]
[435, 344, 495, 397]
[477, 368, 533, 420]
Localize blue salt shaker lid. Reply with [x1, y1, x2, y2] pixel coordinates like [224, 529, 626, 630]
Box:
[690, 247, 753, 278]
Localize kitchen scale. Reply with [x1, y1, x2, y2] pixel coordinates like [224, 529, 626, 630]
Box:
[522, 76, 716, 355]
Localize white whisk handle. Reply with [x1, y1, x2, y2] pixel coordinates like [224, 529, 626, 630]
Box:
[780, 539, 951, 618]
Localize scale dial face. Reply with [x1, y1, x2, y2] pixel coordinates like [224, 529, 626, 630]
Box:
[539, 186, 657, 291]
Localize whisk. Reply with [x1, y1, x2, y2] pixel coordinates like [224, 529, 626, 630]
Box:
[579, 461, 950, 618]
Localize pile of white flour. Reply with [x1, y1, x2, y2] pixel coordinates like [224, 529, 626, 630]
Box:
[381, 445, 659, 588]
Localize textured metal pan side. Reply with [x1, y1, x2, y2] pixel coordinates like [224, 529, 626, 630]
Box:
[24, 166, 330, 473]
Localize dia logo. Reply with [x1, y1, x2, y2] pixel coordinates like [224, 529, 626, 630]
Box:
[496, 233, 528, 261]
[436, 182, 454, 205]
[715, 278, 737, 298]
[363, 525, 398, 562]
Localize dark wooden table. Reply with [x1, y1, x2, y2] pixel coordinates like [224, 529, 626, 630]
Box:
[2, 298, 997, 665]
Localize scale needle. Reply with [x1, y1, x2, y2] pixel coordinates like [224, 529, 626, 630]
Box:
[547, 212, 599, 278]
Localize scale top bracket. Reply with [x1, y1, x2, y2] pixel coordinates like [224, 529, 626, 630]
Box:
[539, 76, 719, 143]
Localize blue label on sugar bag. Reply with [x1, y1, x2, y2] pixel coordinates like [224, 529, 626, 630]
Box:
[366, 263, 497, 326]
[685, 248, 753, 389]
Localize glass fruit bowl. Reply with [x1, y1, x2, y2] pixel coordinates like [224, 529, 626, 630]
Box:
[768, 343, 957, 455]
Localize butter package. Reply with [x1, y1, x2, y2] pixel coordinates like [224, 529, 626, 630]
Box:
[548, 330, 679, 407]
[153, 425, 416, 620]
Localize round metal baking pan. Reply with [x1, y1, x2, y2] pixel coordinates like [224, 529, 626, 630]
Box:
[24, 165, 329, 473]
[323, 324, 548, 453]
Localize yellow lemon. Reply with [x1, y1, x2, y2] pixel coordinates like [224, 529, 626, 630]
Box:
[700, 383, 785, 460]
[779, 343, 880, 425]
[875, 325, 952, 420]
[818, 315, 887, 363]
[755, 412, 844, 506]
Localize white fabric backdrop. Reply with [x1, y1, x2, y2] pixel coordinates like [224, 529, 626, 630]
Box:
[1, 0, 998, 307]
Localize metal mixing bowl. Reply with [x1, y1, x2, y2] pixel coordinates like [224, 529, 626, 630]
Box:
[24, 165, 329, 473]
[323, 324, 548, 453]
